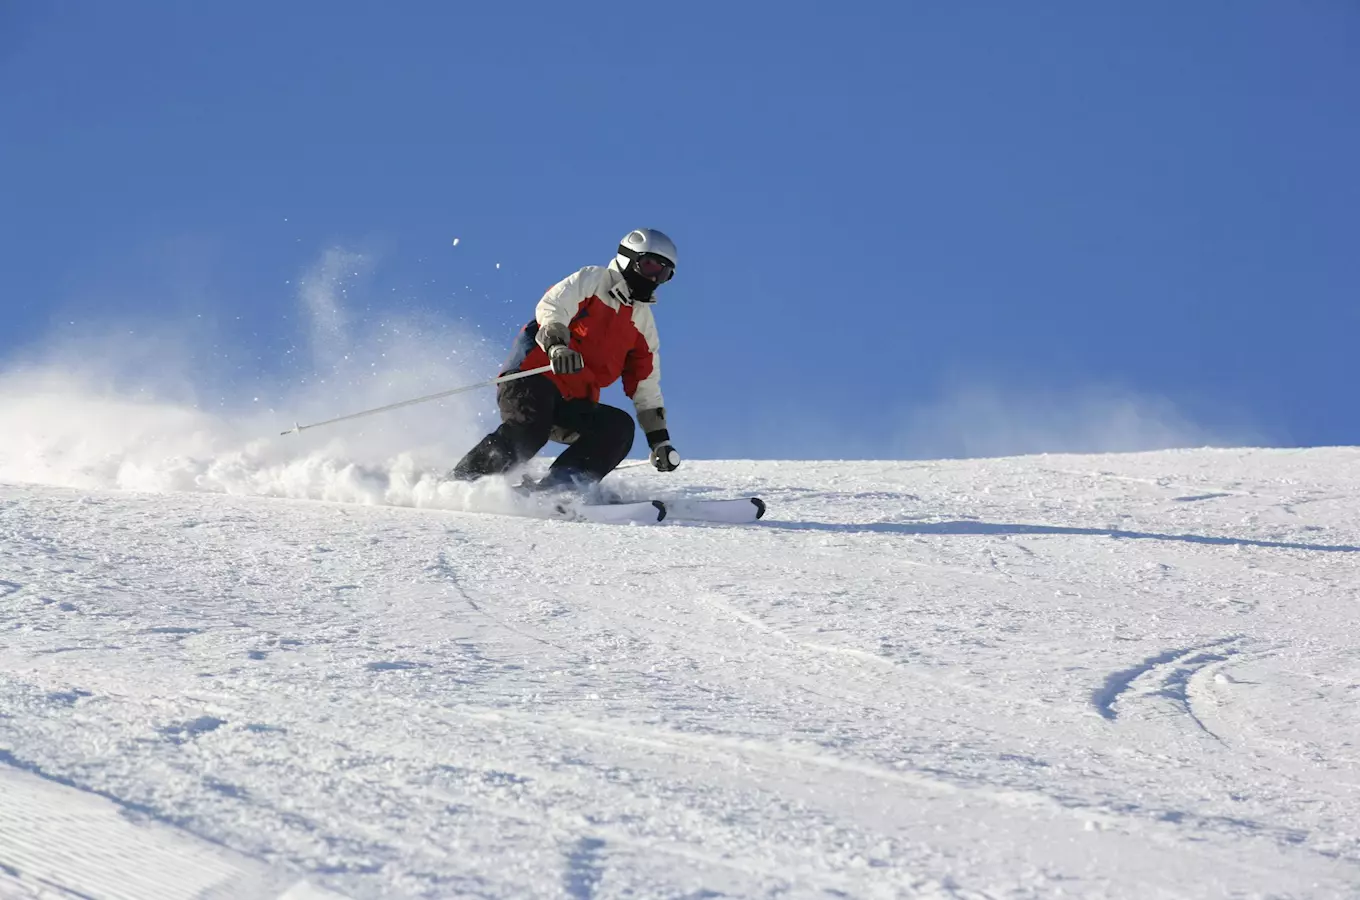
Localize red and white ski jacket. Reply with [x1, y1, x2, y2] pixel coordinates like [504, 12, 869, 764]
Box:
[504, 261, 664, 415]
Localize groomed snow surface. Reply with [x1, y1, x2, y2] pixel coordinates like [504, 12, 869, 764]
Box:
[2, 449, 1359, 898]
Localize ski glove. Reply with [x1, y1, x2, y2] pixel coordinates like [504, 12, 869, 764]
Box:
[536, 322, 584, 375]
[650, 441, 681, 472]
[639, 407, 678, 471]
[548, 344, 584, 375]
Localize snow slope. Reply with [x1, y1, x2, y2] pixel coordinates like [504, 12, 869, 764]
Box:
[2, 449, 1359, 898]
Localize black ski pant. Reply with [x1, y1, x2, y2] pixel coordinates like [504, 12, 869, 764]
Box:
[451, 374, 635, 485]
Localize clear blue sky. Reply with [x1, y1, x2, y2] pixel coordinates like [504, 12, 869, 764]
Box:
[2, 2, 1357, 459]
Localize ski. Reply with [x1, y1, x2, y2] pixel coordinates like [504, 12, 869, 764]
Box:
[557, 499, 668, 525]
[545, 497, 766, 526]
[663, 497, 767, 523]
[486, 474, 769, 526]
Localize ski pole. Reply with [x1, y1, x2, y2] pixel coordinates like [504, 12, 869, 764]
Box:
[280, 364, 554, 436]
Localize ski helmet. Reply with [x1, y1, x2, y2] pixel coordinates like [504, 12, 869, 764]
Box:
[616, 228, 678, 286]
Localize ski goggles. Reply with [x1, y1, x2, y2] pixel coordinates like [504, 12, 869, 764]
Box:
[633, 254, 675, 284]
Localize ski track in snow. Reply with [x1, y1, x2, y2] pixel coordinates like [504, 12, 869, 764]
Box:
[1, 449, 1360, 897]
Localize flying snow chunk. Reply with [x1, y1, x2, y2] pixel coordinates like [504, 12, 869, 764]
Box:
[452, 238, 460, 247]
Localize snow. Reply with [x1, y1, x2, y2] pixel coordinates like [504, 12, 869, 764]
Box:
[2, 448, 1360, 898]
[0, 763, 343, 899]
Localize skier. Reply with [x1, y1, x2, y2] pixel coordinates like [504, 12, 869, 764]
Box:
[450, 228, 682, 490]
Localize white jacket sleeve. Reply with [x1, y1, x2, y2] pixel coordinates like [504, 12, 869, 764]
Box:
[626, 304, 664, 413]
[534, 266, 609, 331]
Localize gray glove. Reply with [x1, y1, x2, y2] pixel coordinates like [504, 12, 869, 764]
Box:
[639, 407, 679, 472]
[548, 344, 584, 375]
[536, 322, 583, 375]
[650, 440, 680, 472]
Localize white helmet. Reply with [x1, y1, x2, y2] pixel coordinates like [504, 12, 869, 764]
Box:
[615, 228, 678, 286]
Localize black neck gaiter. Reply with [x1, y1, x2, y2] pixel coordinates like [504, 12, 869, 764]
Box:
[622, 268, 658, 303]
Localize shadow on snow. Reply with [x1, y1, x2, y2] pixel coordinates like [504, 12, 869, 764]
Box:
[769, 519, 1360, 553]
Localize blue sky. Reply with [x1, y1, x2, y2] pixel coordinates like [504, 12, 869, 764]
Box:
[2, 2, 1357, 459]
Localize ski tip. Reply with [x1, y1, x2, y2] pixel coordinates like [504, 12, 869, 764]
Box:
[651, 500, 667, 522]
[751, 498, 767, 520]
